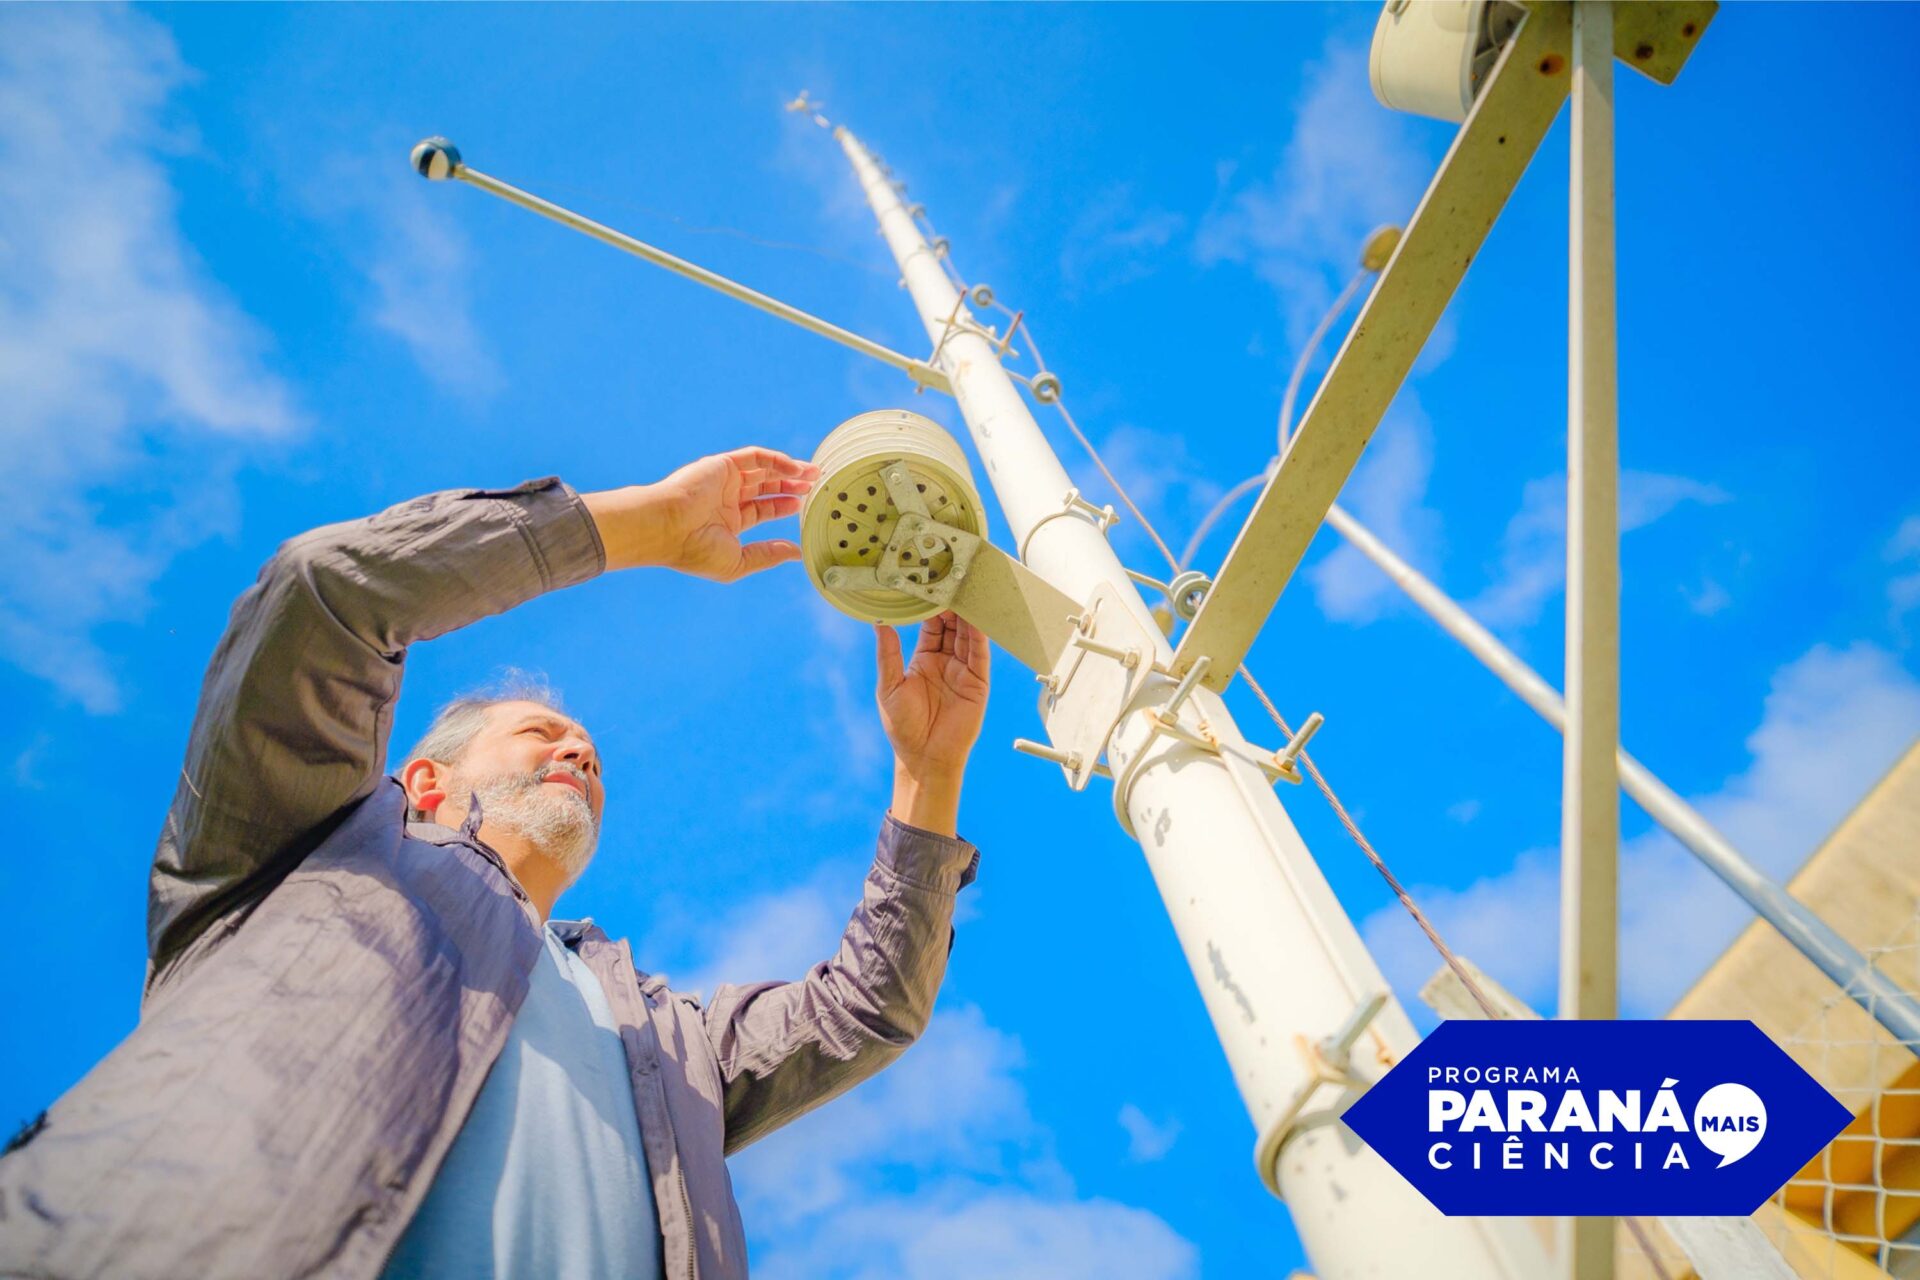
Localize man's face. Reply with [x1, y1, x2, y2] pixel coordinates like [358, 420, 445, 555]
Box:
[419, 701, 607, 880]
[453, 701, 606, 826]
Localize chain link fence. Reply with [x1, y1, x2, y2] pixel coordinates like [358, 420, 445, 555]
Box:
[1618, 908, 1920, 1278]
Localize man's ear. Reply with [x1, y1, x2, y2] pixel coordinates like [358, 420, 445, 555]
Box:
[401, 757, 450, 818]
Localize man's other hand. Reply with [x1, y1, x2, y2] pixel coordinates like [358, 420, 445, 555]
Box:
[876, 611, 990, 836]
[583, 446, 820, 581]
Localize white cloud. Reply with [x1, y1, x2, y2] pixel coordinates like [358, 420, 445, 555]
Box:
[1195, 38, 1436, 351]
[1618, 642, 1920, 1012]
[1363, 845, 1561, 1019]
[303, 147, 499, 399]
[1070, 422, 1228, 576]
[1885, 514, 1920, 630]
[733, 1002, 1196, 1280]
[0, 7, 298, 711]
[729, 1002, 1039, 1219]
[1195, 37, 1454, 622]
[1059, 184, 1185, 297]
[12, 733, 51, 791]
[1088, 423, 1225, 529]
[755, 1190, 1198, 1280]
[1116, 1102, 1182, 1163]
[975, 183, 1024, 245]
[1307, 405, 1444, 623]
[729, 578, 892, 828]
[1470, 470, 1731, 632]
[663, 877, 1195, 1279]
[676, 874, 853, 1000]
[805, 585, 891, 780]
[773, 90, 884, 246]
[1684, 577, 1733, 617]
[1362, 641, 1920, 1018]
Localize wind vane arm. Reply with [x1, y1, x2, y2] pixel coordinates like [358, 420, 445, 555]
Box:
[407, 137, 952, 396]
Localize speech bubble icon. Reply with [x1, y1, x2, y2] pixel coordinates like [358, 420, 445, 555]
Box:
[1693, 1082, 1767, 1168]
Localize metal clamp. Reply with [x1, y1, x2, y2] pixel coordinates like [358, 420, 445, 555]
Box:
[1260, 712, 1325, 785]
[1152, 655, 1211, 728]
[995, 310, 1025, 358]
[1253, 991, 1390, 1198]
[1012, 738, 1112, 780]
[1066, 611, 1142, 670]
[1106, 701, 1221, 833]
[1037, 584, 1159, 794]
[927, 294, 998, 370]
[1019, 487, 1119, 563]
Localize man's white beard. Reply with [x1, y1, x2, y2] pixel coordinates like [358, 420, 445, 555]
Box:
[460, 765, 600, 880]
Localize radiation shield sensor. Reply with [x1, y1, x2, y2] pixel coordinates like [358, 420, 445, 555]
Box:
[802, 409, 986, 624]
[1368, 0, 1526, 123]
[801, 410, 1082, 676]
[1369, 0, 1714, 124]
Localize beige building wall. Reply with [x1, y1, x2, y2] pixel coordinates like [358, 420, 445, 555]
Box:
[1620, 739, 1920, 1279]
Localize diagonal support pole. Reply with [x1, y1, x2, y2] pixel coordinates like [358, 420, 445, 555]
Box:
[1325, 502, 1920, 1050]
[1170, 2, 1572, 692]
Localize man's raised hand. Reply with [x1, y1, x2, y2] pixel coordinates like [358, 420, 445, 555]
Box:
[875, 612, 990, 836]
[583, 446, 820, 580]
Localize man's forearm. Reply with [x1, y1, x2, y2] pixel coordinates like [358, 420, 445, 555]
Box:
[888, 763, 964, 837]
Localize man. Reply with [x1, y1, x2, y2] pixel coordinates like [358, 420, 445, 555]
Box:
[0, 445, 991, 1279]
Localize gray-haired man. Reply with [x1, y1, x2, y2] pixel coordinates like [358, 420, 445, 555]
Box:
[0, 446, 991, 1279]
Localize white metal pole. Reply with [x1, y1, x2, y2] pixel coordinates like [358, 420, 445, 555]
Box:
[1322, 503, 1920, 1048]
[836, 125, 1550, 1280]
[1564, 2, 1620, 1276]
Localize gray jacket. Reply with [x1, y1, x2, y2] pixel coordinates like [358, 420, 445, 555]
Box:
[0, 478, 980, 1279]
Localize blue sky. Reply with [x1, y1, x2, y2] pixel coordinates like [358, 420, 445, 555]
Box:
[3, 4, 1918, 1275]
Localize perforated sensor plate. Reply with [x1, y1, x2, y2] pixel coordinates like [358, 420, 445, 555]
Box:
[805, 459, 985, 623]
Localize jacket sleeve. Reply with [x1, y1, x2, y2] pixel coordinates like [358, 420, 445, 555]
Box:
[145, 477, 606, 993]
[704, 814, 980, 1154]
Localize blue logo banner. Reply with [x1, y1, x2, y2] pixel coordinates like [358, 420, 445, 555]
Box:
[1339, 1019, 1852, 1216]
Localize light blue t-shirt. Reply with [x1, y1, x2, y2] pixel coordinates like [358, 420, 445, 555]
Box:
[384, 921, 663, 1280]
